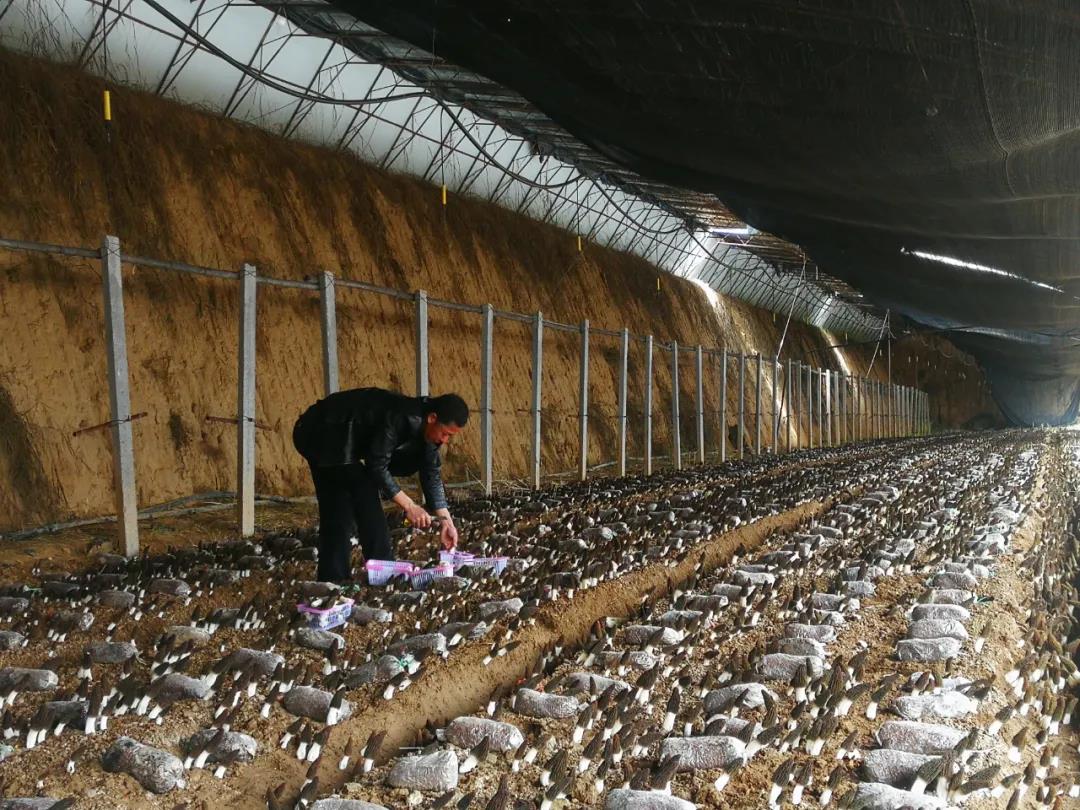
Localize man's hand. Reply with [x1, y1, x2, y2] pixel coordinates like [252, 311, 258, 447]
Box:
[404, 501, 432, 529]
[436, 509, 458, 550]
[403, 505, 432, 529]
[392, 492, 432, 529]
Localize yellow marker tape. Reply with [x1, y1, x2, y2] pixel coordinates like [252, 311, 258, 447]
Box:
[103, 89, 112, 122]
[441, 184, 447, 206]
[656, 277, 661, 291]
[577, 235, 582, 252]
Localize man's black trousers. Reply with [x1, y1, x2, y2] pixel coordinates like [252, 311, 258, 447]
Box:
[309, 463, 395, 582]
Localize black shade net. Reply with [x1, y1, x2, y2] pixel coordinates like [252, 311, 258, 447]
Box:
[339, 0, 1080, 425]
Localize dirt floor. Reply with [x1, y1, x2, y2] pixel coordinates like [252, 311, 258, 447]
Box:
[0, 48, 1002, 534]
[1, 431, 1075, 809]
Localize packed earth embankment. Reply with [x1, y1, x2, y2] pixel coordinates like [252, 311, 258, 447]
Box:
[0, 48, 1001, 533]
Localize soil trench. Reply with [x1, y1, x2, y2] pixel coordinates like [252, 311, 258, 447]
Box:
[255, 498, 835, 805]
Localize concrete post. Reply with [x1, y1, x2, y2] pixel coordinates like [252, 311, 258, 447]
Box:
[237, 263, 257, 538]
[695, 345, 705, 465]
[900, 385, 905, 437]
[856, 377, 863, 441]
[738, 352, 746, 459]
[849, 374, 855, 443]
[835, 371, 843, 445]
[888, 384, 894, 438]
[318, 271, 339, 396]
[671, 341, 681, 470]
[530, 312, 543, 489]
[871, 380, 877, 439]
[617, 328, 629, 477]
[414, 290, 429, 397]
[859, 377, 864, 441]
[878, 381, 883, 439]
[578, 319, 590, 481]
[840, 372, 847, 444]
[772, 360, 780, 452]
[720, 349, 728, 463]
[825, 371, 833, 447]
[480, 304, 494, 495]
[818, 368, 826, 447]
[644, 335, 653, 475]
[876, 384, 885, 440]
[786, 360, 793, 452]
[836, 372, 843, 445]
[867, 378, 873, 439]
[101, 236, 139, 557]
[901, 385, 907, 436]
[754, 353, 762, 455]
[795, 361, 803, 449]
[807, 364, 815, 450]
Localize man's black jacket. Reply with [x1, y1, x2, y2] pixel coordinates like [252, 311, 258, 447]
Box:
[292, 387, 448, 511]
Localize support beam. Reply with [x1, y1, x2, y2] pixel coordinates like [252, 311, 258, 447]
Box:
[101, 236, 139, 557]
[237, 263, 257, 538]
[415, 290, 429, 397]
[480, 303, 494, 495]
[618, 328, 629, 476]
[530, 312, 543, 490]
[578, 319, 590, 481]
[318, 271, 339, 396]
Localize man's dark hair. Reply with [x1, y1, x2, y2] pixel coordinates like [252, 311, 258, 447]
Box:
[428, 393, 469, 427]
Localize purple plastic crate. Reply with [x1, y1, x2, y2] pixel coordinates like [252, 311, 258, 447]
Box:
[296, 597, 354, 630]
[365, 559, 418, 586]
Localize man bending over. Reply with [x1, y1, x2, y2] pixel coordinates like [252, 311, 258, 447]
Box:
[292, 387, 468, 582]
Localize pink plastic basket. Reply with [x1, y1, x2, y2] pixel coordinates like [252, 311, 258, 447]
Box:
[410, 563, 455, 589]
[365, 559, 418, 586]
[296, 597, 354, 630]
[465, 556, 510, 576]
[439, 550, 476, 568]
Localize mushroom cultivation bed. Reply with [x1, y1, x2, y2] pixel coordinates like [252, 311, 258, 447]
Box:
[1, 432, 1078, 809]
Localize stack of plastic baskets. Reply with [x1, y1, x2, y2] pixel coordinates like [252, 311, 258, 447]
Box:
[410, 562, 455, 589]
[296, 597, 354, 630]
[364, 559, 418, 586]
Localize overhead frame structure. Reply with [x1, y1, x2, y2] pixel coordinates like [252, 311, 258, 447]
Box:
[329, 0, 1080, 425]
[1, 0, 883, 339]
